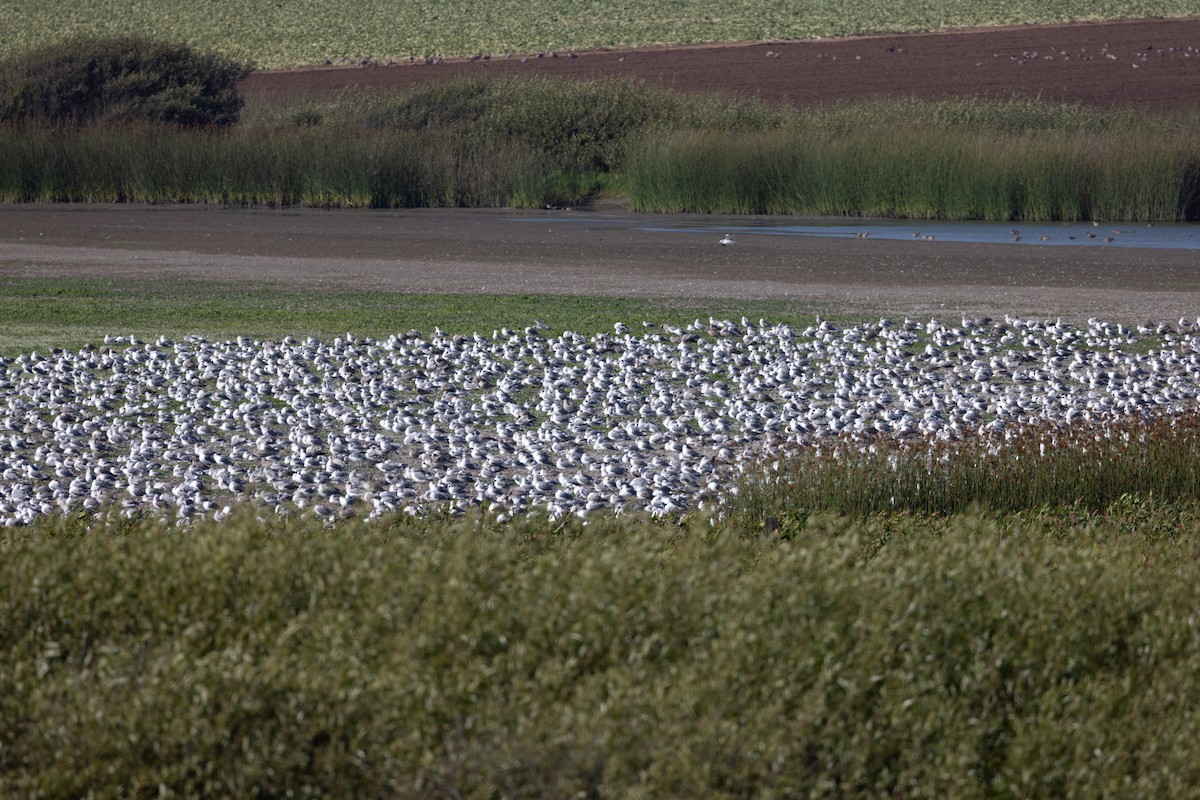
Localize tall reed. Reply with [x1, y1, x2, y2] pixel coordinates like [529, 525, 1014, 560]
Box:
[0, 123, 578, 208]
[623, 126, 1200, 220]
[4, 84, 1200, 219]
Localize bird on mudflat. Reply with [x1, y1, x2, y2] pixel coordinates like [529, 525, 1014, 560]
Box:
[719, 234, 736, 246]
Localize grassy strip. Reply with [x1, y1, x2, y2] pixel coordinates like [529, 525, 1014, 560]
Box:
[0, 277, 826, 355]
[4, 1, 1194, 68]
[3, 506, 1200, 796]
[4, 82, 1199, 219]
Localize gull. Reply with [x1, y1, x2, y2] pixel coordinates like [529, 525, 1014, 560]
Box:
[4, 314, 1200, 527]
[719, 234, 736, 246]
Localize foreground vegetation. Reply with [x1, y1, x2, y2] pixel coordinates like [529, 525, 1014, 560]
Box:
[5, 494, 1200, 797]
[4, 0, 1197, 68]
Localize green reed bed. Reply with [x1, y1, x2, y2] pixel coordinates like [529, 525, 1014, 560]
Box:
[3, 81, 1200, 218]
[730, 411, 1200, 532]
[5, 505, 1200, 797]
[0, 75, 765, 208]
[0, 123, 579, 208]
[621, 94, 1200, 219]
[623, 125, 1200, 220]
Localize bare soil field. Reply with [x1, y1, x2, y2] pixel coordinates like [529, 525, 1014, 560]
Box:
[4, 18, 1200, 324]
[242, 17, 1200, 110]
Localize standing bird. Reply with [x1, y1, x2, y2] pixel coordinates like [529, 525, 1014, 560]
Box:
[719, 234, 736, 246]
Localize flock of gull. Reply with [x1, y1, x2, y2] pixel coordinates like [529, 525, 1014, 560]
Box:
[2, 314, 1200, 526]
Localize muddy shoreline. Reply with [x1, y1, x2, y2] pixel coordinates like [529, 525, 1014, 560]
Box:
[2, 204, 1197, 323]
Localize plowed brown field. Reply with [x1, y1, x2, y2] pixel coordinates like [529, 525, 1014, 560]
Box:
[242, 17, 1200, 109]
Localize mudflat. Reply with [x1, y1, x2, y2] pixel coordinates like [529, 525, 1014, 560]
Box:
[1, 204, 1197, 323]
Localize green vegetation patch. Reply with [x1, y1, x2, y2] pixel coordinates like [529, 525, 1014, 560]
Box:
[0, 77, 783, 209]
[0, 35, 251, 127]
[4, 507, 1200, 796]
[5, 76, 1200, 220]
[622, 99, 1200, 220]
[0, 276, 827, 355]
[729, 413, 1200, 531]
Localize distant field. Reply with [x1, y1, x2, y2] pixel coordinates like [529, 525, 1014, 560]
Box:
[4, 0, 1199, 68]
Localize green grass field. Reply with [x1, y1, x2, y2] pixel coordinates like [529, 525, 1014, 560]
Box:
[3, 0, 1199, 68]
[0, 276, 835, 355]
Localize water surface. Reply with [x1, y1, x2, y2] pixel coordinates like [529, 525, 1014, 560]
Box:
[640, 218, 1200, 250]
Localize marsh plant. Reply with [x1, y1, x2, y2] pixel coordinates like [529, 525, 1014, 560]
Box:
[4, 72, 1200, 218]
[621, 107, 1200, 220]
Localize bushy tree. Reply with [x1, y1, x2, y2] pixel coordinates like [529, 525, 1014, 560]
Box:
[0, 36, 252, 126]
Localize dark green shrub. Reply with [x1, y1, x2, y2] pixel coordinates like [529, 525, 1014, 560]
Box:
[0, 36, 252, 127]
[366, 76, 710, 172]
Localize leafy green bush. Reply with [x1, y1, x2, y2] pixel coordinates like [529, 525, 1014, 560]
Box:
[0, 35, 252, 126]
[359, 76, 787, 173]
[4, 508, 1200, 796]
